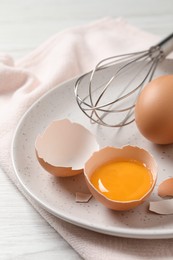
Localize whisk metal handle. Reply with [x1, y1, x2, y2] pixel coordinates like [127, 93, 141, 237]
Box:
[156, 32, 173, 56]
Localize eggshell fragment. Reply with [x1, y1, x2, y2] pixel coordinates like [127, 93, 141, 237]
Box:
[35, 119, 99, 177]
[149, 199, 173, 215]
[75, 192, 92, 203]
[84, 146, 157, 211]
[158, 178, 173, 197]
[149, 178, 173, 215]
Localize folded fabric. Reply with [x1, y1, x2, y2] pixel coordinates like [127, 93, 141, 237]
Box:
[1, 17, 173, 260]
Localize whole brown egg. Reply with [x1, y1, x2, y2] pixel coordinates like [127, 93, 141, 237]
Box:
[135, 75, 173, 144]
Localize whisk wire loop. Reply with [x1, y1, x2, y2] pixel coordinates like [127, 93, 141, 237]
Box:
[74, 33, 173, 127]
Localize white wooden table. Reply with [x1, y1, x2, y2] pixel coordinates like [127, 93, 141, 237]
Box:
[1, 1, 173, 259]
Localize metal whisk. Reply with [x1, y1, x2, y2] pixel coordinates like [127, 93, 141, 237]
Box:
[74, 33, 173, 127]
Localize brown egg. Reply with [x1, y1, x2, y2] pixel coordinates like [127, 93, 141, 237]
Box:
[84, 146, 157, 211]
[135, 75, 173, 144]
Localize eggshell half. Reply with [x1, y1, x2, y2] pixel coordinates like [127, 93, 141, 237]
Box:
[35, 119, 99, 177]
[158, 178, 173, 197]
[84, 146, 157, 211]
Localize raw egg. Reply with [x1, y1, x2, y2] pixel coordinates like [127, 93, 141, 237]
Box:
[90, 160, 153, 202]
[135, 75, 173, 144]
[84, 146, 157, 211]
[35, 119, 99, 177]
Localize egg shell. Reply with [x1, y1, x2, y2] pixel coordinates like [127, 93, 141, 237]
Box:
[75, 192, 92, 203]
[84, 146, 157, 211]
[158, 178, 173, 197]
[135, 75, 173, 144]
[149, 199, 173, 215]
[35, 119, 99, 177]
[35, 150, 82, 177]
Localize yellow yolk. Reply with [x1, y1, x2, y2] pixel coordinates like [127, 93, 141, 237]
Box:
[90, 160, 153, 201]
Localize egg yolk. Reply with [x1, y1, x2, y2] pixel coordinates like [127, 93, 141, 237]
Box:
[90, 160, 153, 201]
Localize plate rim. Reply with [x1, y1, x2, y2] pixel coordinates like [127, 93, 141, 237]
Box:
[11, 62, 173, 239]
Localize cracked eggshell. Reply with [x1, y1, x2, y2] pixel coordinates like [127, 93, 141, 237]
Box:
[35, 119, 99, 177]
[158, 178, 173, 197]
[149, 178, 173, 215]
[84, 146, 157, 211]
[149, 199, 173, 215]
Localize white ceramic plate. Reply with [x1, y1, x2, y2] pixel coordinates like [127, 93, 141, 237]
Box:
[12, 60, 173, 239]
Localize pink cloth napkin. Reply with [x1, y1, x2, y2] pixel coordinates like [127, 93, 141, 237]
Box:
[1, 17, 173, 259]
